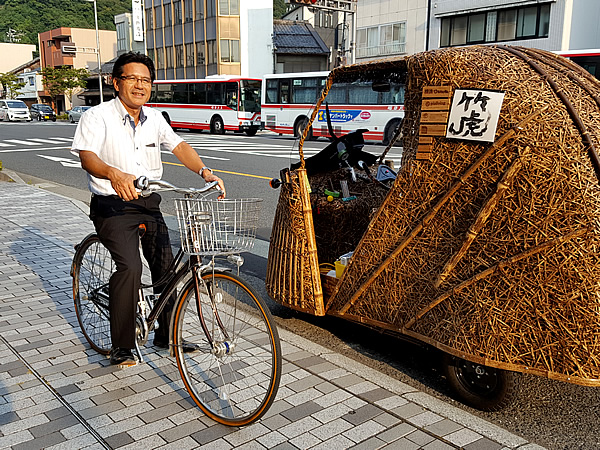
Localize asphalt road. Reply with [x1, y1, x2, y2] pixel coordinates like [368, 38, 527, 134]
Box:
[0, 120, 599, 449]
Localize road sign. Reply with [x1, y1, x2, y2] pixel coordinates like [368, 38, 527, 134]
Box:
[61, 45, 98, 54]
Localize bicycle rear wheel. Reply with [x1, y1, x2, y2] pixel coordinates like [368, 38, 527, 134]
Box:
[72, 235, 113, 354]
[173, 270, 281, 426]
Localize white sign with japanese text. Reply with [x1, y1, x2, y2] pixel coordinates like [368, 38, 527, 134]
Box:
[132, 0, 144, 42]
[446, 89, 505, 142]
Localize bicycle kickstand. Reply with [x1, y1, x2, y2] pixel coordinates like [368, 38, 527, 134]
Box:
[134, 340, 144, 363]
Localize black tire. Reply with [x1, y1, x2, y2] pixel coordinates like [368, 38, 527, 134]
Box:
[294, 117, 312, 140]
[210, 116, 225, 134]
[36, 115, 41, 121]
[72, 235, 113, 355]
[441, 353, 519, 411]
[383, 119, 403, 146]
[245, 128, 258, 137]
[173, 271, 281, 426]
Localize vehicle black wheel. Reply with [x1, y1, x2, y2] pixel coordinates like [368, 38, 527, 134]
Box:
[441, 353, 519, 411]
[383, 119, 402, 146]
[70, 116, 75, 123]
[72, 235, 113, 355]
[294, 117, 312, 140]
[174, 270, 281, 426]
[245, 128, 258, 136]
[37, 115, 41, 121]
[52, 118, 56, 122]
[211, 116, 225, 134]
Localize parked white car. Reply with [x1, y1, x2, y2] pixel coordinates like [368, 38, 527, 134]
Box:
[0, 99, 32, 122]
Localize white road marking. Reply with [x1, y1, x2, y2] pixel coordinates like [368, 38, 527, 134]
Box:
[37, 154, 81, 168]
[5, 139, 42, 146]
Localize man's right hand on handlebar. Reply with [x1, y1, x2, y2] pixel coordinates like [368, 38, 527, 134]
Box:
[201, 171, 226, 199]
[109, 168, 139, 201]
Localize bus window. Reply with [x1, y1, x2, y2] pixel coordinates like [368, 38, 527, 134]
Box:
[348, 81, 378, 105]
[155, 84, 173, 103]
[226, 82, 238, 110]
[206, 83, 224, 104]
[266, 79, 279, 104]
[172, 83, 188, 103]
[241, 79, 260, 112]
[189, 83, 206, 103]
[381, 83, 405, 104]
[328, 83, 348, 104]
[280, 80, 290, 104]
[292, 77, 320, 104]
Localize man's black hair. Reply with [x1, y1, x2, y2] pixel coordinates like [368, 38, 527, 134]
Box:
[112, 52, 156, 82]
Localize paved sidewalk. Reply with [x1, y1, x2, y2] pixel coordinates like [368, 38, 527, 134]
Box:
[0, 178, 545, 450]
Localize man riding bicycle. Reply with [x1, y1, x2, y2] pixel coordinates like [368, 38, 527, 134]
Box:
[72, 52, 225, 367]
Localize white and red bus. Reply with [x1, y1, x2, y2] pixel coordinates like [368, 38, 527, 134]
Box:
[261, 71, 405, 144]
[146, 76, 261, 136]
[554, 49, 600, 79]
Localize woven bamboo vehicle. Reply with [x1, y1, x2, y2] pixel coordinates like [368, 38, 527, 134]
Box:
[266, 45, 600, 408]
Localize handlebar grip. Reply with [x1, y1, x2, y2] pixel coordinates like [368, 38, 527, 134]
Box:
[134, 176, 149, 190]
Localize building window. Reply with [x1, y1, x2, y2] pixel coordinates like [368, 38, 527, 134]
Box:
[185, 43, 195, 66]
[441, 3, 551, 47]
[164, 4, 172, 26]
[184, 0, 193, 22]
[165, 46, 174, 68]
[196, 41, 205, 64]
[206, 0, 215, 18]
[357, 22, 406, 58]
[29, 77, 35, 86]
[174, 1, 182, 23]
[116, 22, 127, 52]
[155, 7, 162, 28]
[146, 8, 153, 29]
[218, 0, 238, 15]
[175, 44, 184, 67]
[156, 47, 164, 69]
[220, 39, 239, 62]
[207, 40, 217, 64]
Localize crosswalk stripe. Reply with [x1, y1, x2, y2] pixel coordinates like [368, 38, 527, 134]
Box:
[49, 137, 73, 142]
[29, 138, 68, 144]
[5, 139, 41, 146]
[0, 142, 13, 147]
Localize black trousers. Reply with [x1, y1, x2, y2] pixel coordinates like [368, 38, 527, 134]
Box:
[90, 193, 175, 349]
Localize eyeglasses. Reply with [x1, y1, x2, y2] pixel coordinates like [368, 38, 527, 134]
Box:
[119, 75, 153, 86]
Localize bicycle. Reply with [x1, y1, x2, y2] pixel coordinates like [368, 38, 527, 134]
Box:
[70, 177, 281, 426]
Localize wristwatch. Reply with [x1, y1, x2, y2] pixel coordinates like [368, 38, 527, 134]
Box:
[199, 166, 213, 178]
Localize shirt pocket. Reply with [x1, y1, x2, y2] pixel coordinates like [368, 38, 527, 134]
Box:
[144, 143, 162, 172]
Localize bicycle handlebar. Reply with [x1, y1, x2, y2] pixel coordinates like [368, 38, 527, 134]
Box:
[134, 176, 221, 195]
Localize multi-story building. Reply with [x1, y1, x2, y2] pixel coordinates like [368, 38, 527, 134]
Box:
[38, 27, 117, 111]
[115, 13, 146, 56]
[0, 43, 37, 74]
[144, 0, 273, 80]
[354, 1, 600, 62]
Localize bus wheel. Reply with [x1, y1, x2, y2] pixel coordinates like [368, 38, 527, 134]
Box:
[441, 353, 519, 411]
[162, 112, 177, 130]
[245, 128, 258, 136]
[294, 117, 312, 140]
[383, 119, 402, 146]
[211, 116, 225, 134]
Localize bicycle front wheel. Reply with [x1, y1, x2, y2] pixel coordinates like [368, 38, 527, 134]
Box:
[173, 271, 281, 426]
[72, 235, 113, 355]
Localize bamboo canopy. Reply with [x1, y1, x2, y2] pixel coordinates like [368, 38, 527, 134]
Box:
[266, 45, 600, 386]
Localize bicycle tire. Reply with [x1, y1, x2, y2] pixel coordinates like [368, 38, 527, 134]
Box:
[173, 270, 281, 426]
[72, 235, 113, 355]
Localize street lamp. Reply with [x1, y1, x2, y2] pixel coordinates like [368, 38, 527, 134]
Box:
[84, 0, 103, 103]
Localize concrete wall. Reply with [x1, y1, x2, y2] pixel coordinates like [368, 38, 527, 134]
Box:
[70, 29, 117, 71]
[0, 43, 36, 73]
[569, 0, 600, 49]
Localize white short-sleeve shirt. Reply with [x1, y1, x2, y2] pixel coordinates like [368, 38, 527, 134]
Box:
[71, 98, 184, 196]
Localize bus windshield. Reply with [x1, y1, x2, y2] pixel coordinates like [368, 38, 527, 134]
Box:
[240, 80, 261, 113]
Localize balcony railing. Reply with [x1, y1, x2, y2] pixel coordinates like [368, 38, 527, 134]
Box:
[356, 42, 406, 59]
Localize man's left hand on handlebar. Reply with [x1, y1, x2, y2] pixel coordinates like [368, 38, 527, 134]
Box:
[203, 172, 226, 199]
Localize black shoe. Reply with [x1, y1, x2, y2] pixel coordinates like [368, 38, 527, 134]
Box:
[153, 336, 200, 353]
[109, 347, 137, 367]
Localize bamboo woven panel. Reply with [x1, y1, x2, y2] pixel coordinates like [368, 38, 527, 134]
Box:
[326, 46, 600, 385]
[266, 169, 325, 316]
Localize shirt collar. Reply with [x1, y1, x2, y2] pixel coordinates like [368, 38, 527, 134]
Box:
[114, 97, 147, 129]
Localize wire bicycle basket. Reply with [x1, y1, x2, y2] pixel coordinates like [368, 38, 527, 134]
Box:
[175, 197, 262, 255]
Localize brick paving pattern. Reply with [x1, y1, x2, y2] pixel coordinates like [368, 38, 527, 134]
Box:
[0, 181, 545, 449]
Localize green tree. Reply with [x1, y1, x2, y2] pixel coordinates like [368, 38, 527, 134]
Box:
[0, 72, 26, 98]
[273, 0, 287, 19]
[41, 66, 89, 110]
